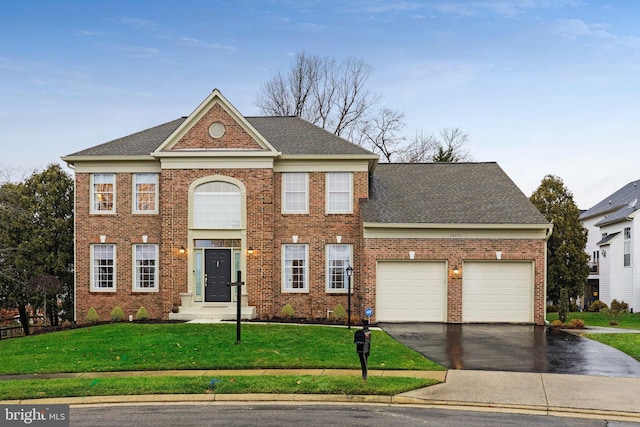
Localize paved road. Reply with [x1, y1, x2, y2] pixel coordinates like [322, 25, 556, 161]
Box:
[70, 404, 639, 427]
[380, 323, 640, 377]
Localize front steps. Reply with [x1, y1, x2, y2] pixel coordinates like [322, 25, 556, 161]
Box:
[169, 303, 257, 321]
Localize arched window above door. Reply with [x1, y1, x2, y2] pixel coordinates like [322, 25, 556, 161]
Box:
[193, 181, 241, 229]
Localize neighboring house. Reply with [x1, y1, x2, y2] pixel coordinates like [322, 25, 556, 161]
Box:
[62, 89, 551, 325]
[580, 180, 640, 311]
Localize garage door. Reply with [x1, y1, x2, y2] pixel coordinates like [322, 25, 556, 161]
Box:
[376, 261, 446, 322]
[462, 262, 533, 323]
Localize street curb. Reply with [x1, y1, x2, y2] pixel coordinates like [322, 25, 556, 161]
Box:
[2, 394, 640, 422]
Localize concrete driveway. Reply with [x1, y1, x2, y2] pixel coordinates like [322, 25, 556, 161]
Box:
[379, 323, 640, 378]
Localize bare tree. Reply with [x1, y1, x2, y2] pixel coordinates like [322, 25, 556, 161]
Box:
[256, 52, 473, 163]
[432, 127, 472, 162]
[256, 52, 378, 140]
[358, 108, 406, 162]
[396, 131, 438, 163]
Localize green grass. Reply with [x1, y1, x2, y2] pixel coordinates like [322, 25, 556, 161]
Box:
[584, 333, 640, 362]
[0, 375, 439, 400]
[546, 311, 640, 363]
[0, 323, 443, 375]
[546, 311, 640, 329]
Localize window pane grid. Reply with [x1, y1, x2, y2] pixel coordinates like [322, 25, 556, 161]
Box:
[134, 174, 157, 212]
[134, 244, 157, 290]
[93, 174, 115, 212]
[327, 244, 351, 290]
[327, 173, 352, 213]
[193, 182, 241, 229]
[284, 244, 307, 290]
[284, 173, 308, 213]
[92, 244, 114, 289]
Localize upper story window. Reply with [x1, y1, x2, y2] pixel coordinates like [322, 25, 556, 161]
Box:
[91, 244, 115, 291]
[283, 173, 308, 213]
[624, 227, 631, 267]
[282, 244, 308, 292]
[133, 244, 158, 292]
[133, 173, 158, 214]
[91, 173, 115, 213]
[326, 172, 353, 213]
[326, 244, 352, 292]
[193, 181, 241, 229]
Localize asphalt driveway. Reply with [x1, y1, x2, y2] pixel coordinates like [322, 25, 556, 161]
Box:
[379, 323, 640, 378]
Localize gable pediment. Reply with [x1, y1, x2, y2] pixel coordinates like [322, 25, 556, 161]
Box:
[152, 89, 280, 157]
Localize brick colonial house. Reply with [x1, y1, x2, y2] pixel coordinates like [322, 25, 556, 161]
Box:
[62, 89, 551, 325]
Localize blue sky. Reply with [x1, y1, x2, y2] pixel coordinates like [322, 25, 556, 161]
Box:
[1, 0, 639, 209]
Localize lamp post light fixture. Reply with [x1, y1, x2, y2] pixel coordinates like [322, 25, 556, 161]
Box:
[346, 264, 354, 329]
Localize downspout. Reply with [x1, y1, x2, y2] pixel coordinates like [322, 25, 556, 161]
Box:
[544, 224, 554, 325]
[65, 161, 77, 323]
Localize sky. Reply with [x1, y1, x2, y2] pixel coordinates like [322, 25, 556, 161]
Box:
[1, 0, 639, 209]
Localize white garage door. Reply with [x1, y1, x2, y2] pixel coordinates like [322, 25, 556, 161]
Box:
[462, 262, 533, 323]
[376, 261, 446, 322]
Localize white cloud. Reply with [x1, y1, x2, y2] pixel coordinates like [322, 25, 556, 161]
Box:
[114, 16, 156, 28]
[179, 37, 236, 50]
[555, 18, 640, 49]
[433, 0, 584, 17]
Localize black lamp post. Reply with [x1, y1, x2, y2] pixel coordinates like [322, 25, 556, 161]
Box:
[346, 264, 354, 329]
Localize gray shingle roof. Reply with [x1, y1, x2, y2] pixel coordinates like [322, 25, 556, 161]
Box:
[597, 232, 620, 245]
[65, 118, 187, 157]
[246, 116, 374, 156]
[580, 179, 640, 225]
[361, 163, 549, 225]
[63, 116, 375, 158]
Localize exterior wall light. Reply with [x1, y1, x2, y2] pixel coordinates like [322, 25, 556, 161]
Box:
[179, 246, 186, 255]
[247, 246, 254, 255]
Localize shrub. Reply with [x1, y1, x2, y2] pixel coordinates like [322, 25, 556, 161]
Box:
[282, 304, 295, 319]
[333, 304, 347, 320]
[136, 306, 150, 321]
[588, 300, 608, 312]
[551, 319, 563, 328]
[607, 299, 629, 325]
[546, 304, 558, 313]
[86, 307, 99, 323]
[110, 306, 125, 322]
[567, 318, 585, 329]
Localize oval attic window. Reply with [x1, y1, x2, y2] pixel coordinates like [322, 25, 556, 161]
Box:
[209, 122, 226, 138]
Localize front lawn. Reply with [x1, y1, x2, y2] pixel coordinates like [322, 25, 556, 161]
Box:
[546, 311, 640, 329]
[0, 322, 443, 375]
[0, 375, 439, 400]
[585, 333, 640, 362]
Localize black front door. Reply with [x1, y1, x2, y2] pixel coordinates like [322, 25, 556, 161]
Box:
[204, 249, 232, 302]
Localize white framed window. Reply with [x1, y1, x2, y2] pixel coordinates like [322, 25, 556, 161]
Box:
[91, 244, 116, 291]
[624, 227, 631, 267]
[193, 181, 241, 229]
[326, 244, 352, 292]
[133, 244, 158, 292]
[326, 172, 352, 213]
[133, 173, 158, 214]
[91, 173, 115, 213]
[283, 244, 308, 292]
[283, 173, 308, 213]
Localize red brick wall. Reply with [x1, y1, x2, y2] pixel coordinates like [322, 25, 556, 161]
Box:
[171, 104, 263, 150]
[362, 237, 547, 324]
[268, 171, 368, 320]
[75, 172, 163, 322]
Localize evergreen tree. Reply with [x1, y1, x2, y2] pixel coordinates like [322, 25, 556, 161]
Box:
[530, 175, 589, 303]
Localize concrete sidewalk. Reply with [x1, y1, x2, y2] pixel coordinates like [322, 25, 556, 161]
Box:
[396, 370, 640, 421]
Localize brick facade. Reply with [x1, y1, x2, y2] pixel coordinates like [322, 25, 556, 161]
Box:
[69, 89, 549, 326]
[362, 238, 547, 324]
